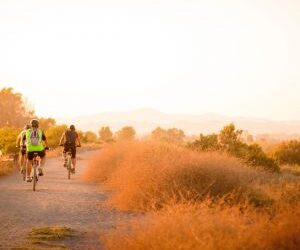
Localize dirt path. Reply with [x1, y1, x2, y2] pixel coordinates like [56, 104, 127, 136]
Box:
[0, 150, 127, 250]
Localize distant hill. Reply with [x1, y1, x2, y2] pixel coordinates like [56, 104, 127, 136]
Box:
[57, 108, 300, 138]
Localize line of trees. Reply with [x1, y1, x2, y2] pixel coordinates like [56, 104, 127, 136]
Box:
[0, 87, 140, 154]
[1, 87, 300, 171]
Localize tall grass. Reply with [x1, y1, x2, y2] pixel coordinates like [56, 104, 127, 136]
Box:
[84, 141, 266, 211]
[84, 141, 300, 249]
[103, 202, 300, 250]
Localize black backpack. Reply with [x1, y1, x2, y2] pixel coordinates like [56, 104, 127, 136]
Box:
[65, 130, 77, 144]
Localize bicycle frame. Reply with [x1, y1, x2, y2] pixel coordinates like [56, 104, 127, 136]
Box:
[66, 150, 73, 180]
[31, 153, 40, 191]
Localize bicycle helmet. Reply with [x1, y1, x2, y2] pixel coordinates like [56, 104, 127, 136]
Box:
[30, 119, 39, 128]
[70, 125, 75, 131]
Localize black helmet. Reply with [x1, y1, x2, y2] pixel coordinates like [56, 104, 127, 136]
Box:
[30, 119, 39, 128]
[24, 124, 31, 130]
[70, 125, 75, 130]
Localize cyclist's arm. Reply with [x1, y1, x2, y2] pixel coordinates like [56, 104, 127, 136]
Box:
[59, 133, 65, 145]
[42, 132, 49, 148]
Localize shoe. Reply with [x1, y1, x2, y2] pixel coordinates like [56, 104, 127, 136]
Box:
[26, 176, 32, 182]
[38, 168, 44, 176]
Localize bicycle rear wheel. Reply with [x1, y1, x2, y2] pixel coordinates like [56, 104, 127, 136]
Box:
[33, 166, 37, 191]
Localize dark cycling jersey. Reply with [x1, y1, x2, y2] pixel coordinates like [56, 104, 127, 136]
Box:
[64, 130, 78, 145]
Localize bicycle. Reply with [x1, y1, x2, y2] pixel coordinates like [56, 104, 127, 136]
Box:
[61, 145, 80, 180]
[29, 148, 49, 191]
[65, 149, 73, 180]
[31, 153, 40, 191]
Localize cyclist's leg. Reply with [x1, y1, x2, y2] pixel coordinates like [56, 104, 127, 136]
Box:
[63, 144, 69, 166]
[18, 149, 23, 171]
[20, 147, 27, 171]
[39, 150, 46, 166]
[26, 152, 34, 181]
[38, 150, 46, 176]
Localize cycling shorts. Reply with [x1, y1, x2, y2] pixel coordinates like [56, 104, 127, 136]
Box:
[27, 150, 46, 160]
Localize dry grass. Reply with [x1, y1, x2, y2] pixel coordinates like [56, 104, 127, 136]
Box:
[0, 160, 15, 177]
[84, 140, 300, 250]
[13, 226, 75, 250]
[281, 164, 300, 176]
[103, 201, 300, 250]
[84, 141, 269, 211]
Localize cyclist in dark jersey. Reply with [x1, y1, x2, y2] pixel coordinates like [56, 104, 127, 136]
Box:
[59, 125, 81, 173]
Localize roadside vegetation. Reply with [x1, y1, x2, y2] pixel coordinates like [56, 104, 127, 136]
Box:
[85, 139, 300, 250]
[12, 226, 76, 250]
[1, 86, 300, 249]
[188, 123, 279, 172]
[0, 161, 15, 177]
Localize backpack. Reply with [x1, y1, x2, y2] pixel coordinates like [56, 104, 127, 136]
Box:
[65, 130, 77, 144]
[30, 129, 40, 145]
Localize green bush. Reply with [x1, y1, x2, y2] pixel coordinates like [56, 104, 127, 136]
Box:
[272, 140, 300, 165]
[238, 143, 279, 172]
[189, 124, 279, 172]
[151, 127, 185, 144]
[116, 126, 136, 141]
[45, 125, 67, 148]
[82, 131, 98, 143]
[188, 134, 220, 151]
[0, 127, 20, 154]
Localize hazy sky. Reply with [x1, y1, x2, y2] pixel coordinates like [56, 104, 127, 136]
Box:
[1, 0, 299, 120]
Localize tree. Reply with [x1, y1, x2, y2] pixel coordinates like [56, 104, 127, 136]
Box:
[82, 131, 98, 143]
[219, 123, 243, 152]
[189, 123, 279, 172]
[272, 140, 300, 165]
[188, 134, 220, 151]
[0, 127, 20, 154]
[166, 128, 185, 144]
[99, 126, 113, 142]
[116, 126, 136, 141]
[45, 125, 68, 148]
[151, 127, 166, 141]
[151, 127, 185, 144]
[0, 87, 34, 127]
[39, 117, 56, 131]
